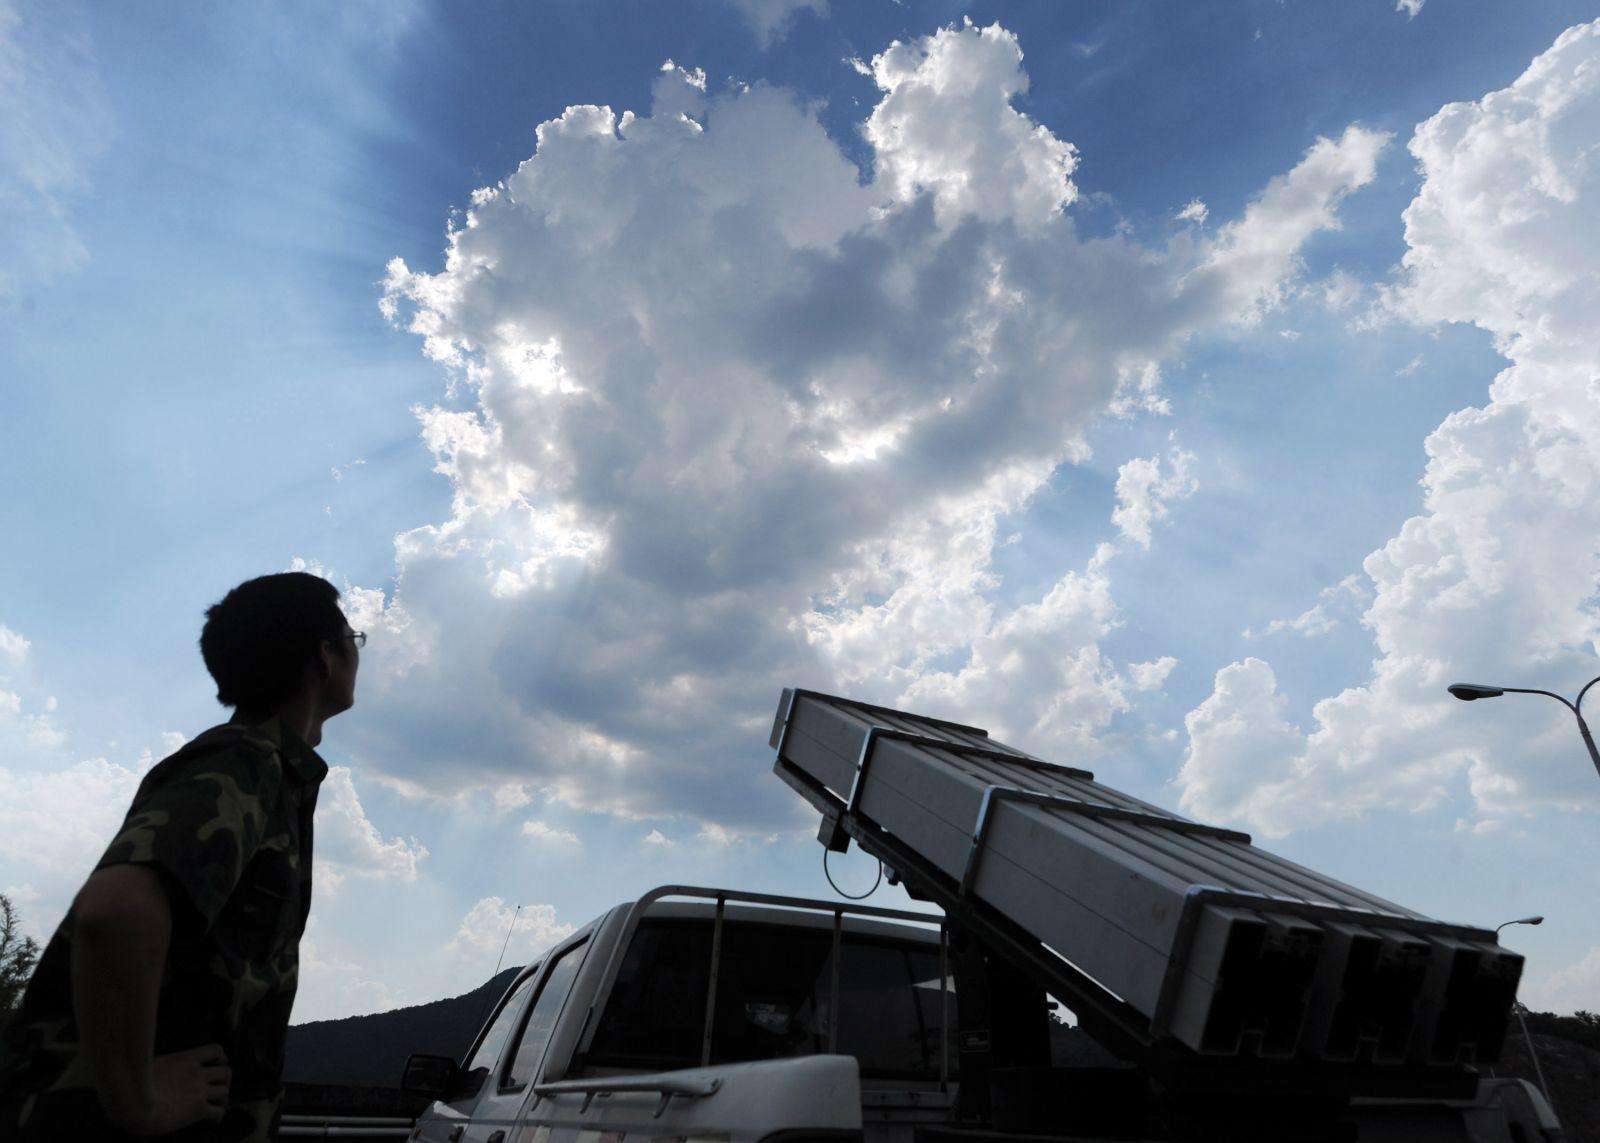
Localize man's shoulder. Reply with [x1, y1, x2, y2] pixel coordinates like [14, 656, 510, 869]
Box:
[137, 725, 288, 801]
[182, 723, 283, 760]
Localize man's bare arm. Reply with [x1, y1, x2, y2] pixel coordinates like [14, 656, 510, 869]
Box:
[71, 865, 230, 1133]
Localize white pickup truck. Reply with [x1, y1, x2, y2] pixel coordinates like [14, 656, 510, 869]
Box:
[401, 885, 1562, 1143]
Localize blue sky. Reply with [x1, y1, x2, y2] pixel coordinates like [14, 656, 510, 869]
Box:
[4, 0, 1600, 1021]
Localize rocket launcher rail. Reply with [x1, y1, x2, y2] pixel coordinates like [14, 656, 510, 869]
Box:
[770, 688, 1522, 1069]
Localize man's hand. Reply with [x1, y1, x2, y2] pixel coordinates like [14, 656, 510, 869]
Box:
[102, 1043, 231, 1135]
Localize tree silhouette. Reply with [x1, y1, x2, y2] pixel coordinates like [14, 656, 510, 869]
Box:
[0, 892, 41, 1029]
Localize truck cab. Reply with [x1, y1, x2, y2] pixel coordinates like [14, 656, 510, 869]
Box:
[406, 886, 954, 1143]
[403, 885, 1561, 1143]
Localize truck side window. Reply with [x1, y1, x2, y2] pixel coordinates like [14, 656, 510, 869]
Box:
[585, 919, 956, 1080]
[833, 939, 952, 1076]
[500, 938, 589, 1091]
[461, 971, 539, 1096]
[586, 920, 711, 1070]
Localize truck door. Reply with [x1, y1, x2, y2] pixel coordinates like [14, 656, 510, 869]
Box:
[415, 968, 541, 1143]
[523, 912, 950, 1141]
[462, 936, 591, 1143]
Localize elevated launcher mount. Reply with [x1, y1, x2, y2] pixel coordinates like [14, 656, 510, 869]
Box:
[770, 687, 1523, 1105]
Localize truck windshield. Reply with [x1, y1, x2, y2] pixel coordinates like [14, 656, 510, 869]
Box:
[585, 918, 955, 1080]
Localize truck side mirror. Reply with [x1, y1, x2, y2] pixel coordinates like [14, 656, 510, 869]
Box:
[401, 1052, 461, 1099]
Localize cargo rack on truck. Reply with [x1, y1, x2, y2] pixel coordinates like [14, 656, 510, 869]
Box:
[769, 687, 1523, 1105]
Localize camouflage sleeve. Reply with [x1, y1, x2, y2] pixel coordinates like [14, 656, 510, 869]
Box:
[95, 743, 285, 929]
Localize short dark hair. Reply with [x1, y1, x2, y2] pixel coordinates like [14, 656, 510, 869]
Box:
[200, 572, 348, 711]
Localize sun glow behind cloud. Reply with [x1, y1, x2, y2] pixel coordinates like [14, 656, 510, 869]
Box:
[367, 21, 1388, 836]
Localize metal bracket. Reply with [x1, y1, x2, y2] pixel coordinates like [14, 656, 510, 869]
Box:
[816, 808, 850, 852]
[771, 687, 803, 762]
[828, 909, 842, 1053]
[700, 897, 725, 1067]
[844, 726, 884, 816]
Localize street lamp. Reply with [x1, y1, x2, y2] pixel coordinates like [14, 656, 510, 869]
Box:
[1447, 674, 1600, 778]
[1495, 916, 1549, 1102]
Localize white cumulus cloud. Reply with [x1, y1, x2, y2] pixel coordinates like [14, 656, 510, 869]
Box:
[446, 897, 576, 967]
[1128, 656, 1179, 692]
[314, 766, 429, 893]
[723, 0, 826, 48]
[521, 819, 581, 846]
[1244, 574, 1369, 640]
[1178, 21, 1600, 835]
[1522, 945, 1600, 1012]
[0, 623, 29, 667]
[368, 21, 1389, 829]
[1112, 442, 1197, 549]
[0, 756, 148, 925]
[1178, 659, 1309, 836]
[902, 545, 1130, 756]
[864, 21, 1078, 229]
[1188, 124, 1389, 326]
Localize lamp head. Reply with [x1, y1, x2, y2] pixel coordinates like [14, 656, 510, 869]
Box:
[1449, 684, 1505, 701]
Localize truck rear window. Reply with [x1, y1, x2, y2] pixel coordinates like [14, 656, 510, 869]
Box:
[585, 919, 955, 1080]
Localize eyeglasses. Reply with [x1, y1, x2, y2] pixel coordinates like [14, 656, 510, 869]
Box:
[339, 630, 367, 649]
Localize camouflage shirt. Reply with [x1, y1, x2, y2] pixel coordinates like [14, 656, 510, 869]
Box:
[0, 719, 327, 1142]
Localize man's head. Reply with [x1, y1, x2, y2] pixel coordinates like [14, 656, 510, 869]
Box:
[199, 572, 359, 720]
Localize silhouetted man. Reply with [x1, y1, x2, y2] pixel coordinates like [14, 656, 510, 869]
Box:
[0, 572, 361, 1141]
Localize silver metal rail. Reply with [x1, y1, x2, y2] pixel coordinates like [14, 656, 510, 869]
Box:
[274, 1114, 414, 1139]
[534, 1075, 721, 1096]
[533, 1074, 721, 1117]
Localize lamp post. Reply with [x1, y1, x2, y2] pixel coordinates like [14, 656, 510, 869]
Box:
[1447, 675, 1600, 779]
[1494, 916, 1549, 1103]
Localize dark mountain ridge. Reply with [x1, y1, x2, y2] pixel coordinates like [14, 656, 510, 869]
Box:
[283, 967, 518, 1087]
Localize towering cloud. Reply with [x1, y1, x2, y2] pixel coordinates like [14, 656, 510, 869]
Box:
[373, 22, 1386, 829]
[1178, 21, 1600, 836]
